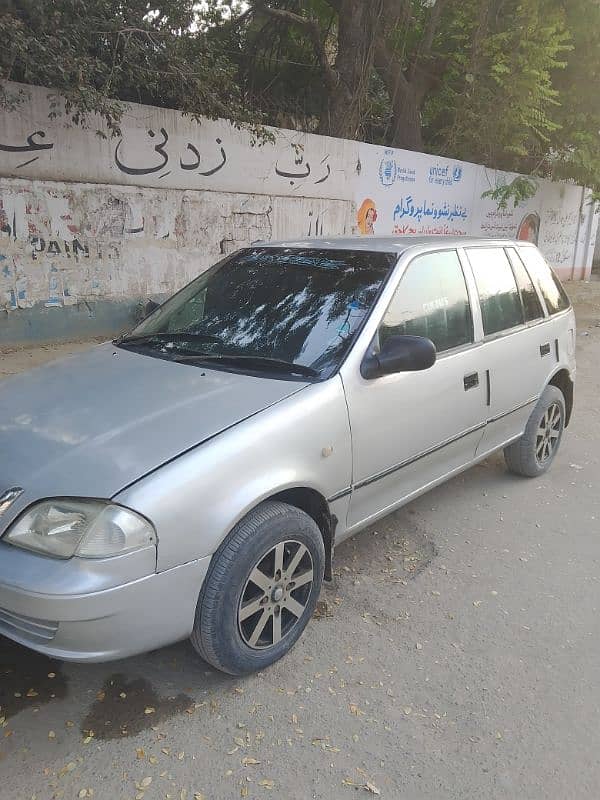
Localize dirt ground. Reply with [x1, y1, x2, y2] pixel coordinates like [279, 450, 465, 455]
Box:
[1, 282, 599, 800]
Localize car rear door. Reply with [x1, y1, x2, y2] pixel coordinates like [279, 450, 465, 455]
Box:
[340, 248, 488, 533]
[463, 245, 551, 456]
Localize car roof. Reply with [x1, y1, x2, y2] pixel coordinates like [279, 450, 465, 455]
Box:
[254, 235, 532, 254]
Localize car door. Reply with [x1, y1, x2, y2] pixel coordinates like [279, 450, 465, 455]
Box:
[341, 248, 488, 533]
[463, 245, 552, 456]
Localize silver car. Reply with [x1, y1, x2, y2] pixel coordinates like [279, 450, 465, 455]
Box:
[0, 237, 575, 674]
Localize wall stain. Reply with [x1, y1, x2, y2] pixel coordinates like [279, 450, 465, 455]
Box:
[0, 637, 67, 720]
[81, 673, 192, 740]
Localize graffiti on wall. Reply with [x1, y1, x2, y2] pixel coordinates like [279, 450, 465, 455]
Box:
[354, 143, 598, 272]
[0, 183, 352, 312]
[1, 127, 334, 189]
[0, 81, 354, 202]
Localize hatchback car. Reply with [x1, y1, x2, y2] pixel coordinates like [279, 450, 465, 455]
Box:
[0, 237, 575, 674]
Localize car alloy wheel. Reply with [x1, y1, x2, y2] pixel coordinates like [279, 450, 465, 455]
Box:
[535, 401, 562, 465]
[238, 540, 314, 650]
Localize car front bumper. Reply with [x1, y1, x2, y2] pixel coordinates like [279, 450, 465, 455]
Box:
[0, 542, 211, 662]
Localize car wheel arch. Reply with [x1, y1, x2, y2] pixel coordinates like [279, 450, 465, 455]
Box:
[211, 486, 336, 582]
[547, 367, 573, 426]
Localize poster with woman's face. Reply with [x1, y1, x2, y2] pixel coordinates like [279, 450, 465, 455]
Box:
[517, 212, 540, 244]
[357, 198, 377, 234]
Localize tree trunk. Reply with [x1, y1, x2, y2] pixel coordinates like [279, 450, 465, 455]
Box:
[375, 0, 448, 151]
[389, 82, 424, 151]
[319, 0, 385, 139]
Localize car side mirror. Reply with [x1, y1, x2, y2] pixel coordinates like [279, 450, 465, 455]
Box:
[144, 299, 160, 315]
[361, 334, 437, 379]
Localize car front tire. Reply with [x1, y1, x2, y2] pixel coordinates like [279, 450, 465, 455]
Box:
[191, 501, 325, 675]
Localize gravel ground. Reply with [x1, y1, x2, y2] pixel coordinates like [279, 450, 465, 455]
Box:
[1, 282, 599, 800]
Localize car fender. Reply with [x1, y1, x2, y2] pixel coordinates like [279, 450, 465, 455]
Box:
[114, 375, 352, 571]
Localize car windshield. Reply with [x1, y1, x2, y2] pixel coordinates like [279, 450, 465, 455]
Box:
[118, 247, 396, 379]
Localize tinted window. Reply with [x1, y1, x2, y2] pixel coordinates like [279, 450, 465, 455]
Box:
[467, 247, 524, 335]
[506, 248, 544, 322]
[122, 248, 395, 379]
[518, 246, 570, 315]
[380, 250, 473, 353]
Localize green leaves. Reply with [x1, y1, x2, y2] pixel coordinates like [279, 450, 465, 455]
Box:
[1, 0, 598, 194]
[482, 177, 539, 209]
[0, 0, 265, 136]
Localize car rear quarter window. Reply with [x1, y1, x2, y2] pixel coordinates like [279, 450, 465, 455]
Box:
[380, 250, 473, 353]
[517, 246, 571, 315]
[466, 247, 524, 336]
[506, 247, 544, 322]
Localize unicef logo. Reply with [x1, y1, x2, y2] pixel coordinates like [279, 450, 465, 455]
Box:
[379, 156, 397, 187]
[452, 166, 463, 182]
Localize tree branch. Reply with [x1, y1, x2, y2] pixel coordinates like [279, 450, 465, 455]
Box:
[408, 0, 447, 81]
[252, 2, 337, 92]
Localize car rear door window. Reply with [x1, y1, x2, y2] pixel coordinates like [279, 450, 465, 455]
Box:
[380, 250, 473, 353]
[467, 247, 524, 336]
[518, 246, 571, 315]
[506, 247, 544, 322]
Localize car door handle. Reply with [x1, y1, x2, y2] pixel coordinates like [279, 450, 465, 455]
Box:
[540, 343, 551, 357]
[463, 372, 479, 391]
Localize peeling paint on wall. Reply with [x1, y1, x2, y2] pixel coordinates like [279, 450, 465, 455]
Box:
[0, 179, 354, 315]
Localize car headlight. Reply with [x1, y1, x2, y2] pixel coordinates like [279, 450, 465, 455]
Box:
[3, 498, 156, 559]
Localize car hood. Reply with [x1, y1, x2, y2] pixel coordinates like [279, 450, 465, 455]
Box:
[0, 343, 307, 525]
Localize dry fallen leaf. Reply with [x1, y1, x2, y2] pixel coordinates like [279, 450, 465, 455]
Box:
[136, 748, 145, 760]
[139, 776, 152, 789]
[241, 757, 260, 766]
[365, 782, 381, 795]
[259, 779, 275, 789]
[349, 704, 364, 716]
[144, 707, 155, 715]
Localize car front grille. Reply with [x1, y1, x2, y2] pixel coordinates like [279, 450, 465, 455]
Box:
[0, 606, 58, 644]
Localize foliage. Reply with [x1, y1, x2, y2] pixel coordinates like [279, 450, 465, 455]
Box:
[1, 0, 599, 192]
[546, 0, 600, 193]
[425, 0, 571, 171]
[0, 0, 262, 136]
[481, 176, 539, 209]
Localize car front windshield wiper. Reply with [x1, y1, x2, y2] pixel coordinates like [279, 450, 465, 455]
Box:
[173, 353, 319, 378]
[114, 332, 221, 346]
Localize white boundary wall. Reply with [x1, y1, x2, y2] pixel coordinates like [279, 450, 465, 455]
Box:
[0, 82, 597, 338]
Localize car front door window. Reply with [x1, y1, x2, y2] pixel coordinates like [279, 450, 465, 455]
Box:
[379, 250, 473, 354]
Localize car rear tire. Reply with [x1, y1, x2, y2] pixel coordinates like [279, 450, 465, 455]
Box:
[190, 501, 325, 675]
[503, 385, 566, 478]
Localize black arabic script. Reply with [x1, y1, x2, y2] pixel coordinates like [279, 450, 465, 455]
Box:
[0, 130, 54, 153]
[115, 128, 169, 176]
